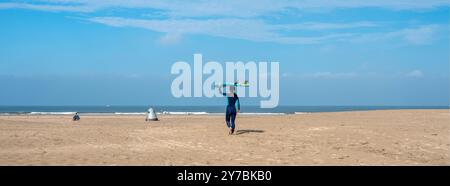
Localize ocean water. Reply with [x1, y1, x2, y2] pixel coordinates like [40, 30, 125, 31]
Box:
[0, 105, 447, 115]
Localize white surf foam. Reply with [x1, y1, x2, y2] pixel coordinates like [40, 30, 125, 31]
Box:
[114, 112, 147, 115]
[239, 113, 287, 116]
[294, 112, 308, 114]
[30, 112, 76, 115]
[161, 111, 209, 115]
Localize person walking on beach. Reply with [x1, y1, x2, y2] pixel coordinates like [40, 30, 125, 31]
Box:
[218, 84, 240, 135]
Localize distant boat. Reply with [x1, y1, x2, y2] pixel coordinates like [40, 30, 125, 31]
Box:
[106, 105, 111, 107]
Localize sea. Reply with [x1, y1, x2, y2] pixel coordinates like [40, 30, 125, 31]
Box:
[0, 105, 448, 116]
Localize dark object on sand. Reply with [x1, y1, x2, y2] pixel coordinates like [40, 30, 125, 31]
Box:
[73, 112, 80, 121]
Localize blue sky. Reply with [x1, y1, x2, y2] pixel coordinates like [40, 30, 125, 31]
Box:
[0, 0, 449, 106]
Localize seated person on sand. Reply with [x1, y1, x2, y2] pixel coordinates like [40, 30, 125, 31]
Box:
[73, 112, 80, 121]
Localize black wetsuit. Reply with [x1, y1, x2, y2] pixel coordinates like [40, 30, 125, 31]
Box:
[223, 92, 240, 130]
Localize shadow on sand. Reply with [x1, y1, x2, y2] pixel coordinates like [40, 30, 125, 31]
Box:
[234, 129, 265, 135]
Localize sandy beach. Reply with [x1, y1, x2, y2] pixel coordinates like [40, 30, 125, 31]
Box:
[0, 109, 448, 165]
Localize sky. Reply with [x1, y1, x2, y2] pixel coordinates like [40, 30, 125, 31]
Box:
[0, 0, 449, 106]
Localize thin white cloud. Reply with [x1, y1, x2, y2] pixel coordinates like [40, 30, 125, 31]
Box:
[405, 70, 424, 78]
[295, 0, 449, 10]
[283, 70, 428, 79]
[0, 2, 95, 12]
[350, 24, 444, 45]
[307, 72, 358, 79]
[88, 16, 445, 45]
[1, 0, 448, 16]
[402, 25, 439, 45]
[88, 17, 278, 42]
[1, 0, 447, 45]
[283, 72, 358, 79]
[88, 16, 363, 44]
[158, 32, 182, 45]
[271, 21, 379, 30]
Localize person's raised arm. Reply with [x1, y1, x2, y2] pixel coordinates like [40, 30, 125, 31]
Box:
[218, 85, 226, 96]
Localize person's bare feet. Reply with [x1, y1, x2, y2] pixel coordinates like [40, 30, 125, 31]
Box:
[229, 128, 235, 135]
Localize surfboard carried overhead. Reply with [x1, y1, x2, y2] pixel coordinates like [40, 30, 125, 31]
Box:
[215, 81, 249, 88]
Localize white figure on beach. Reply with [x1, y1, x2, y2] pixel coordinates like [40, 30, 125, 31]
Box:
[146, 108, 158, 121]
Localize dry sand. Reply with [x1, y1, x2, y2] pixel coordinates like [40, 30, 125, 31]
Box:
[0, 109, 448, 165]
